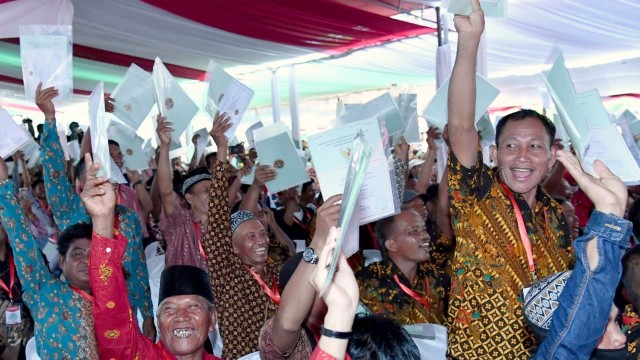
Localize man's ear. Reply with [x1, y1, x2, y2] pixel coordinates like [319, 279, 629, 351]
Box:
[548, 146, 558, 171]
[384, 239, 397, 253]
[490, 144, 498, 164]
[58, 254, 66, 268]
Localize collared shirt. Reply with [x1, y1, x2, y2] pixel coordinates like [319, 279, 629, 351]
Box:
[446, 144, 570, 359]
[356, 258, 449, 325]
[40, 121, 153, 319]
[0, 180, 98, 359]
[159, 194, 207, 270]
[90, 229, 221, 360]
[203, 160, 282, 360]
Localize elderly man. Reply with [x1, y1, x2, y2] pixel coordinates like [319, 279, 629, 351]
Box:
[202, 112, 282, 359]
[445, 1, 570, 358]
[356, 209, 450, 326]
[83, 152, 220, 359]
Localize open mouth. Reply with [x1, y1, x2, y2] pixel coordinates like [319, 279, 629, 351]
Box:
[254, 247, 267, 255]
[419, 243, 430, 250]
[173, 328, 195, 338]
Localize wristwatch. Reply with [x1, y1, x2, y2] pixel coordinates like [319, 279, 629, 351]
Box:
[302, 247, 319, 264]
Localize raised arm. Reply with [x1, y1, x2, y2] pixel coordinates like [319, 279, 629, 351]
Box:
[83, 153, 156, 359]
[188, 133, 200, 172]
[127, 169, 153, 220]
[415, 127, 440, 194]
[15, 151, 32, 189]
[239, 165, 276, 213]
[156, 115, 178, 216]
[447, 0, 484, 168]
[267, 195, 341, 354]
[35, 83, 87, 230]
[535, 151, 630, 359]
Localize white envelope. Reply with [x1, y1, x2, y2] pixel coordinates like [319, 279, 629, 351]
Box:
[0, 108, 32, 159]
[89, 82, 126, 183]
[111, 63, 155, 131]
[152, 57, 199, 146]
[423, 73, 500, 134]
[108, 118, 149, 171]
[204, 60, 255, 139]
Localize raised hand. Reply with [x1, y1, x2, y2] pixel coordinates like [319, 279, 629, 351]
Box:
[393, 136, 410, 163]
[80, 153, 116, 220]
[453, 0, 485, 37]
[35, 82, 58, 121]
[252, 165, 277, 188]
[210, 111, 232, 147]
[556, 150, 626, 217]
[104, 96, 115, 113]
[426, 126, 442, 152]
[310, 227, 358, 311]
[155, 114, 173, 146]
[192, 133, 200, 146]
[313, 194, 342, 243]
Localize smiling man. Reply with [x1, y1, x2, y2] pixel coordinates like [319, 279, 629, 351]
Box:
[356, 209, 450, 326]
[445, 1, 570, 358]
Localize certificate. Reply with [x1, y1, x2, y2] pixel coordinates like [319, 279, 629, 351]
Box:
[254, 123, 310, 193]
[0, 108, 32, 159]
[340, 93, 406, 137]
[446, 0, 507, 18]
[19, 25, 73, 100]
[423, 73, 500, 134]
[193, 128, 211, 165]
[475, 113, 495, 143]
[152, 57, 199, 147]
[204, 60, 255, 140]
[108, 118, 149, 171]
[582, 125, 640, 185]
[111, 64, 155, 131]
[553, 114, 570, 149]
[308, 117, 399, 225]
[245, 121, 263, 149]
[89, 82, 126, 183]
[398, 94, 420, 144]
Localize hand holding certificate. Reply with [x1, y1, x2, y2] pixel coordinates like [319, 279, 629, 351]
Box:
[0, 108, 32, 159]
[111, 64, 155, 130]
[204, 60, 254, 140]
[20, 25, 73, 100]
[89, 82, 126, 183]
[152, 57, 199, 147]
[108, 118, 149, 171]
[319, 132, 372, 296]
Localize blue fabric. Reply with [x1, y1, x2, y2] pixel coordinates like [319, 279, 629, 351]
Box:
[40, 120, 153, 318]
[534, 210, 632, 360]
[0, 179, 99, 359]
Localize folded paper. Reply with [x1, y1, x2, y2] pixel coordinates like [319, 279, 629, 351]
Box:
[108, 118, 149, 171]
[0, 108, 33, 159]
[89, 82, 126, 183]
[111, 63, 155, 131]
[340, 93, 406, 137]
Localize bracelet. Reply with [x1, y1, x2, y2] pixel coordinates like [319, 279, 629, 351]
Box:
[320, 326, 352, 339]
[131, 180, 143, 188]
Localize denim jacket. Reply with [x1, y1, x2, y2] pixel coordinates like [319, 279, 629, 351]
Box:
[534, 210, 632, 359]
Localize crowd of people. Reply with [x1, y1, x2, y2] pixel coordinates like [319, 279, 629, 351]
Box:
[0, 1, 638, 359]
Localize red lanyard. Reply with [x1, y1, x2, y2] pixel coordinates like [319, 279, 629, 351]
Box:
[246, 266, 280, 305]
[193, 222, 207, 260]
[499, 182, 537, 280]
[0, 254, 16, 301]
[623, 315, 640, 326]
[366, 224, 379, 250]
[394, 274, 431, 309]
[70, 285, 93, 302]
[292, 208, 310, 230]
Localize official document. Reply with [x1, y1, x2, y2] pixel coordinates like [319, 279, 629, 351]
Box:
[340, 93, 406, 137]
[89, 82, 126, 183]
[111, 64, 155, 131]
[108, 118, 148, 171]
[0, 108, 32, 159]
[204, 60, 254, 140]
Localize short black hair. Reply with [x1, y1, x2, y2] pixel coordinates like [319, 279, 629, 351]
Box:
[629, 199, 640, 240]
[622, 245, 640, 310]
[58, 223, 93, 257]
[108, 139, 120, 148]
[301, 180, 314, 194]
[423, 183, 439, 203]
[347, 314, 420, 360]
[205, 152, 218, 168]
[31, 178, 44, 190]
[375, 214, 399, 258]
[74, 158, 87, 182]
[495, 109, 555, 148]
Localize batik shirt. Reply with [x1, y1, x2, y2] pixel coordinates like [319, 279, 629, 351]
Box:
[159, 194, 207, 270]
[356, 259, 449, 325]
[447, 144, 571, 359]
[89, 230, 221, 360]
[203, 159, 281, 360]
[0, 180, 98, 359]
[40, 120, 153, 319]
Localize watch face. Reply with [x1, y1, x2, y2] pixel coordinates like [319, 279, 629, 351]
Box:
[303, 248, 318, 264]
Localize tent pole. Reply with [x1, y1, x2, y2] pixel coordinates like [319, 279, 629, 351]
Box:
[436, 6, 442, 47]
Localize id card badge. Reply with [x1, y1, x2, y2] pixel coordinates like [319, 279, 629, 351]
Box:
[5, 303, 22, 325]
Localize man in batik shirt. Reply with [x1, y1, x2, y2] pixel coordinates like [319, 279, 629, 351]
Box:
[35, 83, 156, 340]
[356, 209, 449, 325]
[0, 156, 98, 359]
[445, 2, 570, 358]
[202, 112, 282, 359]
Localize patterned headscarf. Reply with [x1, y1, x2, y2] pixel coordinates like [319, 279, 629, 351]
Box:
[231, 210, 258, 235]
